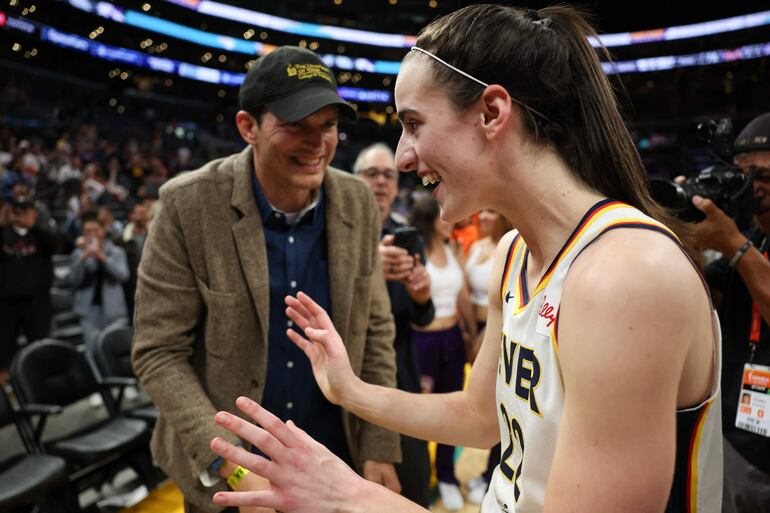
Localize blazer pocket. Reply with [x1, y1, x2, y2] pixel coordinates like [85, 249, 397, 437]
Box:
[198, 279, 252, 358]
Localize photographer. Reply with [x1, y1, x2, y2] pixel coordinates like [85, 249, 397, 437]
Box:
[687, 112, 770, 512]
[0, 196, 55, 382]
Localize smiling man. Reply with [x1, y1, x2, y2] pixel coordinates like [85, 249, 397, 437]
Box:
[132, 46, 401, 513]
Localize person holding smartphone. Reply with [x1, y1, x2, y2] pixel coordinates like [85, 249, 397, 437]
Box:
[354, 143, 434, 507]
[69, 210, 130, 355]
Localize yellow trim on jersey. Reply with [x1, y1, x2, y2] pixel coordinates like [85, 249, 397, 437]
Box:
[500, 234, 525, 304]
[688, 399, 714, 513]
[514, 208, 677, 315]
[527, 202, 627, 300]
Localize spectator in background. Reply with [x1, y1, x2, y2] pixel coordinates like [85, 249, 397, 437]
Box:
[409, 195, 476, 511]
[69, 210, 129, 352]
[82, 161, 108, 205]
[462, 209, 513, 504]
[121, 201, 150, 321]
[56, 153, 83, 184]
[0, 195, 54, 383]
[451, 214, 480, 257]
[61, 192, 95, 250]
[10, 182, 52, 233]
[354, 142, 434, 507]
[97, 206, 123, 244]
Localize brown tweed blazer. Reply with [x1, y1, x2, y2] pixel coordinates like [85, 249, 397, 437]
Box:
[132, 146, 399, 513]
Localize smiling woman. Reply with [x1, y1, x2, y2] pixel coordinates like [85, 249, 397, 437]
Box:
[209, 5, 723, 513]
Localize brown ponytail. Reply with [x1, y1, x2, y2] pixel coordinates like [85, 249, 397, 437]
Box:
[410, 4, 698, 261]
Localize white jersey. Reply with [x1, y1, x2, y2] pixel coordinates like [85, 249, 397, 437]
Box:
[481, 199, 722, 513]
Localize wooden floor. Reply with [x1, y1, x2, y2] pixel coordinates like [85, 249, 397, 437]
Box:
[120, 446, 491, 513]
[120, 481, 184, 513]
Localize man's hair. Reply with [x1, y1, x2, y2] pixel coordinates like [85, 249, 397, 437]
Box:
[249, 106, 267, 126]
[353, 142, 395, 174]
[80, 209, 99, 225]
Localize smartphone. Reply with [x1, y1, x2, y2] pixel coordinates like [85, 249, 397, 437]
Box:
[392, 226, 423, 257]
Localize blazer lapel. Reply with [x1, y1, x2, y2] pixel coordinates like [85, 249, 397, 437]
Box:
[324, 172, 355, 341]
[230, 147, 269, 344]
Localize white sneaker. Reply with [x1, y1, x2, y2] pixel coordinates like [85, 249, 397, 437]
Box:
[438, 482, 464, 511]
[96, 485, 149, 508]
[468, 478, 489, 504]
[467, 476, 485, 491]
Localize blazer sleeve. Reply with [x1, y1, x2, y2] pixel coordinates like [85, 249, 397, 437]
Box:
[356, 198, 401, 463]
[131, 189, 241, 477]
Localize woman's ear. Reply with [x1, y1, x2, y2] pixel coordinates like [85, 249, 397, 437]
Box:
[479, 85, 513, 141]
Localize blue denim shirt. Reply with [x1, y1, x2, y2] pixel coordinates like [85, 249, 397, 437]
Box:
[251, 173, 350, 463]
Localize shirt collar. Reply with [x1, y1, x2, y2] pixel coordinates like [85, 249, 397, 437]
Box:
[252, 170, 323, 226]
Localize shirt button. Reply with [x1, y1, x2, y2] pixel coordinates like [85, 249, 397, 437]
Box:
[288, 236, 295, 244]
[290, 280, 297, 288]
[286, 402, 293, 410]
[287, 320, 294, 328]
[287, 361, 294, 368]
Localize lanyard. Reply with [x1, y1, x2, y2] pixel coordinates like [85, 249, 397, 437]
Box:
[748, 249, 769, 362]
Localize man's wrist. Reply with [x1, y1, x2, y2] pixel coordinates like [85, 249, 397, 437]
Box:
[728, 238, 754, 268]
[720, 234, 748, 258]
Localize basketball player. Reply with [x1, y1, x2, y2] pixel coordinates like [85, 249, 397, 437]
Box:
[207, 5, 722, 513]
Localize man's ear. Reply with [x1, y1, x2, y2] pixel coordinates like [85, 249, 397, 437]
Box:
[479, 85, 513, 141]
[235, 110, 259, 145]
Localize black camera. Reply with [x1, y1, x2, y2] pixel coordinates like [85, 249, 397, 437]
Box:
[650, 118, 754, 227]
[10, 196, 34, 213]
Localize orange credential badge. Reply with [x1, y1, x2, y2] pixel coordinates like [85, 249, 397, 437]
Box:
[736, 363, 770, 437]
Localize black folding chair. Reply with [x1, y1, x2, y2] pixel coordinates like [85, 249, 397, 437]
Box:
[10, 340, 155, 498]
[90, 325, 158, 425]
[0, 387, 78, 513]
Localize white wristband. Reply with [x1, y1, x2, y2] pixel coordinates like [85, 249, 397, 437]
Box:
[728, 240, 753, 268]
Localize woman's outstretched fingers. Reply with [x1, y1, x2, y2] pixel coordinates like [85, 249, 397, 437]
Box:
[304, 327, 332, 346]
[296, 291, 329, 319]
[209, 437, 274, 480]
[213, 410, 286, 461]
[235, 396, 300, 449]
[213, 489, 280, 510]
[286, 305, 311, 331]
[285, 295, 312, 321]
[286, 327, 314, 354]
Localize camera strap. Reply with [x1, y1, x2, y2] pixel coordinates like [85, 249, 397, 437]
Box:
[748, 248, 769, 363]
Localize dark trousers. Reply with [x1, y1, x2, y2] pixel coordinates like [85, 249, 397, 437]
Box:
[412, 325, 466, 485]
[483, 444, 501, 483]
[395, 434, 431, 507]
[0, 295, 51, 369]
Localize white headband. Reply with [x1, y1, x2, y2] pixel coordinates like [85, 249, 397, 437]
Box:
[410, 46, 552, 124]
